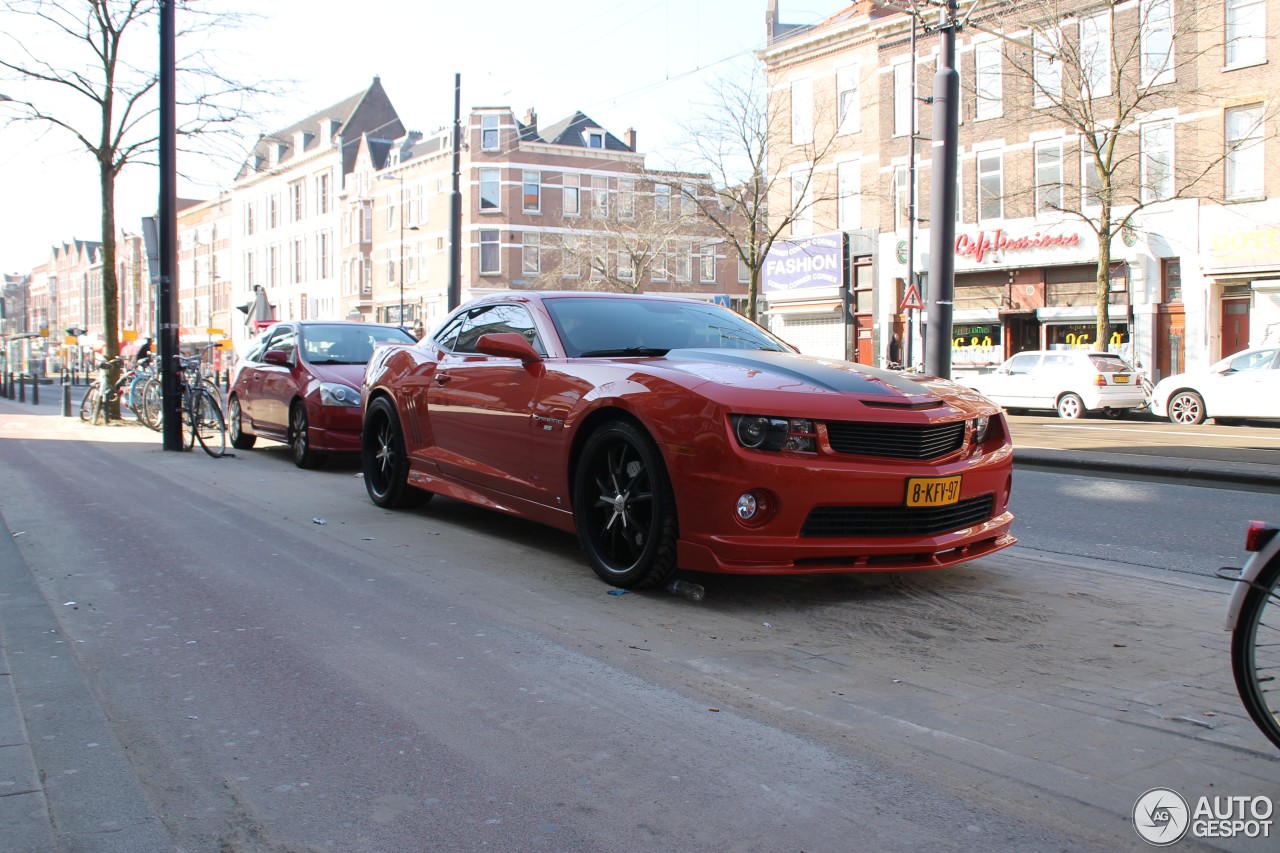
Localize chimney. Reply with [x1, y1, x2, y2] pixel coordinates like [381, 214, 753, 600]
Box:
[624, 128, 637, 151]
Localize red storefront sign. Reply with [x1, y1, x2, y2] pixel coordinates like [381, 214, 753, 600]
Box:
[955, 229, 1081, 263]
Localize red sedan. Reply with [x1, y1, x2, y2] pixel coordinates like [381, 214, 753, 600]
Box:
[228, 321, 416, 467]
[362, 292, 1015, 588]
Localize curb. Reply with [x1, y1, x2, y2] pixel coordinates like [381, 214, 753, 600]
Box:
[1014, 447, 1280, 490]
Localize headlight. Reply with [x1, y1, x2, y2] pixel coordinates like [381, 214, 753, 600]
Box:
[972, 415, 990, 443]
[730, 415, 816, 453]
[319, 382, 361, 407]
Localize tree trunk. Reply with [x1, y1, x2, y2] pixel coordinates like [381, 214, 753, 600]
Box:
[100, 160, 122, 419]
[1095, 223, 1112, 352]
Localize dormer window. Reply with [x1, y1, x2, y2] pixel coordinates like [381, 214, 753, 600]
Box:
[585, 129, 605, 149]
[481, 115, 500, 151]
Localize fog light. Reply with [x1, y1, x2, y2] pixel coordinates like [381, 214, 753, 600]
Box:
[736, 492, 759, 520]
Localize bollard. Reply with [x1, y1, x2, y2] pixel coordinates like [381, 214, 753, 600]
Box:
[19, 373, 26, 403]
[32, 374, 39, 405]
[62, 383, 72, 416]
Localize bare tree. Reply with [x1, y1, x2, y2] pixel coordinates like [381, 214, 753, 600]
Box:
[982, 0, 1279, 349]
[677, 62, 842, 323]
[0, 0, 268, 409]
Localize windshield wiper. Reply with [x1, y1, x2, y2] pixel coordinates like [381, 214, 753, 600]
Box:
[578, 346, 670, 357]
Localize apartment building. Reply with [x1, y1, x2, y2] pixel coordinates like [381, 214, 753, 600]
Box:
[763, 0, 1280, 378]
[175, 195, 233, 370]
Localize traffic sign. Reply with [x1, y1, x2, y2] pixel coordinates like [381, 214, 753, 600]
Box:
[900, 282, 924, 311]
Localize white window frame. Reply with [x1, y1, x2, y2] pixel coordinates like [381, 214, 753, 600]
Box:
[791, 79, 814, 145]
[585, 129, 605, 149]
[1225, 104, 1265, 200]
[522, 232, 541, 275]
[654, 183, 670, 220]
[591, 176, 609, 219]
[479, 229, 500, 275]
[790, 173, 813, 237]
[1140, 119, 1175, 203]
[1080, 134, 1102, 209]
[618, 251, 634, 282]
[1034, 140, 1064, 216]
[318, 230, 331, 279]
[618, 179, 636, 221]
[244, 202, 255, 236]
[674, 243, 692, 282]
[562, 174, 580, 217]
[977, 149, 1004, 222]
[479, 168, 501, 211]
[892, 164, 910, 232]
[317, 171, 331, 215]
[652, 248, 668, 282]
[562, 236, 581, 279]
[837, 64, 861, 135]
[522, 170, 541, 214]
[974, 41, 1003, 120]
[1033, 27, 1063, 107]
[1140, 0, 1175, 87]
[289, 180, 305, 223]
[892, 61, 913, 136]
[1226, 0, 1266, 68]
[699, 244, 716, 284]
[837, 159, 861, 231]
[1080, 10, 1112, 99]
[481, 115, 500, 151]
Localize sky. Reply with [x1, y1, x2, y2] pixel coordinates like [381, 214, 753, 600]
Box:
[0, 0, 852, 274]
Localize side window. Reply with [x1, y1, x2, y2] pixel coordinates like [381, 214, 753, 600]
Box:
[1042, 354, 1073, 369]
[1007, 354, 1040, 375]
[1230, 349, 1279, 372]
[453, 304, 544, 356]
[433, 314, 467, 352]
[266, 328, 296, 359]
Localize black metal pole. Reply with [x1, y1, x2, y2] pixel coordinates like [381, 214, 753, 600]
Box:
[447, 72, 463, 312]
[159, 0, 182, 449]
[925, 1, 960, 379]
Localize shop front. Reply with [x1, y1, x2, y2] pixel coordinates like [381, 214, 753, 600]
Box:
[1202, 207, 1280, 362]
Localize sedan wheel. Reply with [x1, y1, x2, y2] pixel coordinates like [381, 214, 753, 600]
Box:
[572, 420, 677, 589]
[362, 396, 430, 509]
[1056, 393, 1085, 420]
[228, 395, 256, 450]
[290, 402, 319, 468]
[1168, 390, 1206, 425]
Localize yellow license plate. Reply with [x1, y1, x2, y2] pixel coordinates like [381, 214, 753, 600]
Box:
[905, 476, 962, 507]
[1113, 375, 1131, 383]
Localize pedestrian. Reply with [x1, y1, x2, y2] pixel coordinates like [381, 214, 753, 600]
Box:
[887, 333, 902, 367]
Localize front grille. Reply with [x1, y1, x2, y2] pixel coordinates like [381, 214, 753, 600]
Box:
[801, 494, 996, 537]
[825, 420, 965, 460]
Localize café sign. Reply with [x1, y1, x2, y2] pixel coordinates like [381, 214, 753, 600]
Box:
[955, 229, 1082, 263]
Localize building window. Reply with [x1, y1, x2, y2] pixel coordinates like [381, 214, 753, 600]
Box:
[1141, 0, 1175, 86]
[244, 203, 255, 236]
[317, 172, 331, 215]
[1080, 10, 1112, 98]
[1162, 258, 1182, 303]
[893, 61, 913, 136]
[1080, 133, 1103, 208]
[790, 174, 812, 237]
[1034, 28, 1063, 107]
[837, 64, 860, 135]
[361, 203, 372, 242]
[977, 150, 1003, 222]
[479, 168, 501, 211]
[562, 236, 581, 279]
[654, 183, 670, 220]
[415, 185, 425, 226]
[699, 244, 716, 284]
[618, 179, 635, 220]
[653, 249, 668, 282]
[479, 230, 500, 274]
[585, 129, 605, 148]
[245, 251, 255, 288]
[386, 259, 394, 285]
[522, 171, 541, 213]
[268, 245, 278, 287]
[318, 231, 330, 279]
[680, 185, 697, 216]
[738, 256, 749, 285]
[618, 251, 634, 282]
[1225, 104, 1264, 200]
[1141, 119, 1174, 202]
[481, 114, 500, 151]
[892, 165, 910, 232]
[591, 176, 609, 219]
[791, 79, 813, 145]
[1226, 0, 1266, 67]
[1035, 140, 1063, 216]
[837, 160, 860, 231]
[674, 244, 691, 282]
[521, 233, 540, 275]
[562, 175, 580, 217]
[292, 238, 304, 283]
[974, 41, 1002, 120]
[387, 197, 395, 230]
[289, 180, 304, 222]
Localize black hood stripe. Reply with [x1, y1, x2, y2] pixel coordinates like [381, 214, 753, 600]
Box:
[668, 349, 935, 399]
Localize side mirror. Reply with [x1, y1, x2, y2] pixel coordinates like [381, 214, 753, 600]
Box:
[263, 350, 291, 367]
[476, 332, 543, 365]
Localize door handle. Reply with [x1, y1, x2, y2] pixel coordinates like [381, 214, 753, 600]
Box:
[434, 372, 451, 385]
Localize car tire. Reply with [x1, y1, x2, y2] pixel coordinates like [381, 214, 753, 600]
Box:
[1056, 393, 1085, 419]
[228, 394, 256, 450]
[1101, 407, 1125, 420]
[289, 402, 320, 469]
[572, 420, 678, 589]
[1168, 390, 1206, 425]
[362, 396, 430, 509]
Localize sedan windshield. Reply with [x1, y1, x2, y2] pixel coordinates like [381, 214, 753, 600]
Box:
[302, 324, 416, 365]
[545, 296, 792, 358]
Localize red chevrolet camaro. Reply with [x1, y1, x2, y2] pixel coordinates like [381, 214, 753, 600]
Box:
[361, 292, 1015, 588]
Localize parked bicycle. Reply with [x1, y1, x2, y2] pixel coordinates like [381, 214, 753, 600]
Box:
[137, 345, 221, 433]
[1218, 520, 1280, 749]
[78, 357, 128, 424]
[176, 353, 227, 457]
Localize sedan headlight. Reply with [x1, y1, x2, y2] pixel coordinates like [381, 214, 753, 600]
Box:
[730, 415, 816, 453]
[972, 415, 990, 443]
[319, 382, 361, 407]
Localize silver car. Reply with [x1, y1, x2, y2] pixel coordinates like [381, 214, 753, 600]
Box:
[963, 349, 1148, 419]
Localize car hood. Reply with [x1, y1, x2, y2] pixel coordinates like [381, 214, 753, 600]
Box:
[657, 348, 989, 412]
[306, 362, 366, 387]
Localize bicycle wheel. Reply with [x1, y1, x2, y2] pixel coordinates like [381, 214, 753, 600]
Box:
[79, 383, 101, 422]
[1231, 554, 1280, 749]
[183, 389, 197, 450]
[141, 377, 163, 431]
[193, 389, 227, 458]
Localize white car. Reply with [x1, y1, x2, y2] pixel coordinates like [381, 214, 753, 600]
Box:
[962, 349, 1148, 419]
[1150, 346, 1280, 425]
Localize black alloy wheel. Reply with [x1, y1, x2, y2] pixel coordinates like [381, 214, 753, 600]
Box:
[572, 420, 677, 589]
[228, 394, 256, 450]
[362, 396, 430, 509]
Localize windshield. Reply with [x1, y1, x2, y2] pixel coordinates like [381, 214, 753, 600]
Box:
[544, 296, 793, 358]
[301, 324, 416, 365]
